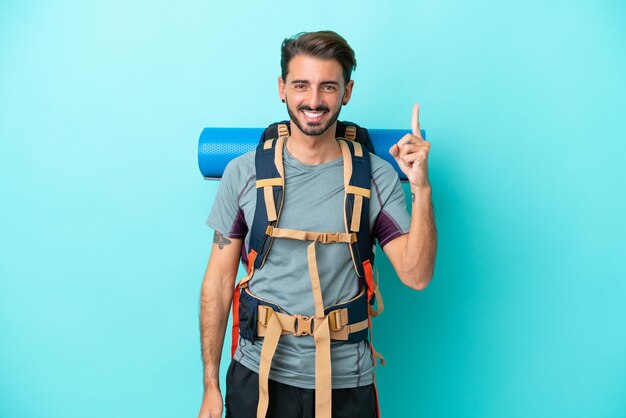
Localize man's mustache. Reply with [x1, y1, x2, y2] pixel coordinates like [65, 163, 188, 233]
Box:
[297, 105, 330, 112]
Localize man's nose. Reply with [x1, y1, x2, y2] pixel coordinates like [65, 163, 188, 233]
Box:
[307, 89, 323, 109]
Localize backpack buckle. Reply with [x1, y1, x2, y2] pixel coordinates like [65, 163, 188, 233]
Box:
[328, 310, 344, 331]
[258, 305, 273, 326]
[294, 315, 314, 336]
[320, 233, 339, 244]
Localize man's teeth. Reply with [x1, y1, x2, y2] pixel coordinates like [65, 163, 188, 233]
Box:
[304, 111, 324, 118]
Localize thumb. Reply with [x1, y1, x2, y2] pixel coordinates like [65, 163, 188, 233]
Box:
[389, 144, 400, 159]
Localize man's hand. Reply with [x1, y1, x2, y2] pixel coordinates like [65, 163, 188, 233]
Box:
[389, 103, 431, 188]
[198, 233, 242, 418]
[198, 387, 223, 418]
[383, 102, 436, 290]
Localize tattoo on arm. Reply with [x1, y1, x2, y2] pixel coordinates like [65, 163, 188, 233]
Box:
[213, 232, 232, 250]
[412, 192, 415, 203]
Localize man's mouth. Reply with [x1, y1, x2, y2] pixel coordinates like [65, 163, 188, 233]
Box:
[301, 109, 327, 123]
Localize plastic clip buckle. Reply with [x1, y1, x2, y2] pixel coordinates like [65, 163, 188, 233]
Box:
[321, 233, 339, 244]
[294, 315, 314, 336]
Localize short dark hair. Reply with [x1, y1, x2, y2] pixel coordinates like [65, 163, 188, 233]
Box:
[281, 31, 357, 85]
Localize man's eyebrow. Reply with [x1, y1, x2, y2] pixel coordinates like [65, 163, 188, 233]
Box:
[289, 80, 340, 86]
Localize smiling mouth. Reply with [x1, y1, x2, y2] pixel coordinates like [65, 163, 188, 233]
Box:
[301, 109, 327, 123]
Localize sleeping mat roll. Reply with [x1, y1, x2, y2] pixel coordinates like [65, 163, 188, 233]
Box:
[198, 127, 426, 181]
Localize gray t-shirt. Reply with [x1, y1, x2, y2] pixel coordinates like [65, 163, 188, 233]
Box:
[207, 140, 410, 389]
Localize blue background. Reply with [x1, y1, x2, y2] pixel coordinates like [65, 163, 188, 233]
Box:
[1, 1, 625, 417]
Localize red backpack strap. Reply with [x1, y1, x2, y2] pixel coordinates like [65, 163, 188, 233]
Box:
[230, 250, 258, 358]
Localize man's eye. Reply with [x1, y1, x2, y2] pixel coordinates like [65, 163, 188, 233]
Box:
[294, 84, 306, 90]
[322, 85, 337, 92]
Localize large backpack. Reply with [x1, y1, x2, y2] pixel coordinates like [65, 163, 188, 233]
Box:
[231, 120, 384, 418]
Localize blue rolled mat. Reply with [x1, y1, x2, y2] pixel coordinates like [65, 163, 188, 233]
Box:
[198, 127, 426, 181]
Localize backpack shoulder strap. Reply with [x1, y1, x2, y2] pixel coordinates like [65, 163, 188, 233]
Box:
[337, 139, 376, 301]
[249, 133, 287, 270]
[253, 122, 375, 297]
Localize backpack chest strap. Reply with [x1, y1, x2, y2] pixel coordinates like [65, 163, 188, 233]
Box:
[265, 225, 356, 244]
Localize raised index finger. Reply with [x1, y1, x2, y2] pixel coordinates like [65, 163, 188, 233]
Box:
[411, 102, 421, 137]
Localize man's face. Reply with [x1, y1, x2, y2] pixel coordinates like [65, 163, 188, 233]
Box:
[279, 55, 354, 137]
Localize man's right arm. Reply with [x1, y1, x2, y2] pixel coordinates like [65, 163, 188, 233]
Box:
[198, 231, 243, 418]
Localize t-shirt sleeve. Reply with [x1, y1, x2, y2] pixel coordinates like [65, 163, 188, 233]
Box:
[370, 157, 411, 248]
[205, 158, 251, 239]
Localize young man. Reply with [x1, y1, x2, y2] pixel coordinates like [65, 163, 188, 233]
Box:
[198, 31, 437, 418]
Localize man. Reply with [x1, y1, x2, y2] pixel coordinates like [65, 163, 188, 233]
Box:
[199, 31, 436, 418]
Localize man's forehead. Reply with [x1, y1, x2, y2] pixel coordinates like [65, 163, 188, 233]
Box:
[286, 55, 343, 83]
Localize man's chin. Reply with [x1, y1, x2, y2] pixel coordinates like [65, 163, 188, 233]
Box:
[292, 119, 330, 137]
[287, 106, 341, 137]
[301, 125, 331, 136]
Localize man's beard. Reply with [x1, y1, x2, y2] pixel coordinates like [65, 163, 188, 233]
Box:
[286, 99, 343, 136]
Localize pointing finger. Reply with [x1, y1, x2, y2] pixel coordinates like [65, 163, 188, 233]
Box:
[411, 102, 421, 137]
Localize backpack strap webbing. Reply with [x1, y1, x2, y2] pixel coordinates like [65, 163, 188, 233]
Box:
[344, 125, 357, 141]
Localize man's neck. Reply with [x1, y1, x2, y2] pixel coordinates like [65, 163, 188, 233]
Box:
[286, 123, 341, 165]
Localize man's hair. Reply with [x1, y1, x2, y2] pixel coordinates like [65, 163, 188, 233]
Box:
[280, 31, 357, 85]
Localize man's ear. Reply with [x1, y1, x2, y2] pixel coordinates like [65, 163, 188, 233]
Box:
[278, 76, 286, 102]
[342, 80, 354, 105]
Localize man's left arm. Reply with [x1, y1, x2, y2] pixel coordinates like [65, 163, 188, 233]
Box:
[383, 103, 437, 290]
